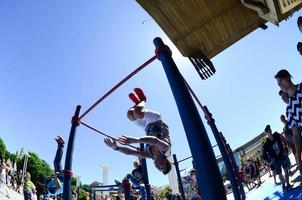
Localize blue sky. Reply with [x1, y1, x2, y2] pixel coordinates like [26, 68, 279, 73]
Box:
[1, 1, 302, 186]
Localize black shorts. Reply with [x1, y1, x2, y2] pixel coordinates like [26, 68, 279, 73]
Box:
[272, 158, 290, 175]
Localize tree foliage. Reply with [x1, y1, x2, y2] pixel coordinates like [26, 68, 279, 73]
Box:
[159, 185, 172, 197]
[16, 152, 52, 194]
[5, 150, 16, 163]
[26, 152, 52, 183]
[0, 138, 6, 160]
[0, 138, 93, 198]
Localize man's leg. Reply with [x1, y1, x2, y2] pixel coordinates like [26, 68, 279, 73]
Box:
[54, 145, 63, 172]
[282, 158, 293, 188]
[272, 170, 277, 184]
[257, 173, 261, 185]
[283, 167, 291, 187]
[292, 127, 302, 175]
[54, 137, 64, 181]
[125, 174, 140, 186]
[290, 143, 298, 167]
[274, 161, 287, 189]
[268, 166, 272, 177]
[124, 174, 145, 199]
[139, 185, 146, 200]
[278, 173, 286, 187]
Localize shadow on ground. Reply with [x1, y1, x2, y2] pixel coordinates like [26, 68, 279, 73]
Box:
[247, 183, 302, 200]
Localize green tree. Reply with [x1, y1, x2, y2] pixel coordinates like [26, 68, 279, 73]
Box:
[16, 152, 52, 194]
[78, 184, 92, 200]
[0, 138, 6, 160]
[159, 185, 172, 197]
[26, 152, 52, 183]
[71, 176, 77, 186]
[4, 150, 15, 161]
[79, 188, 90, 200]
[9, 153, 17, 164]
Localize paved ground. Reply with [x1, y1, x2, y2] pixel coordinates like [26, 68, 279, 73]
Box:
[0, 186, 23, 200]
[227, 153, 302, 200]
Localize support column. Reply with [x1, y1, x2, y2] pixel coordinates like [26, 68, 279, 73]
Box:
[203, 106, 244, 200]
[173, 154, 186, 200]
[63, 105, 81, 200]
[153, 37, 226, 200]
[140, 143, 150, 200]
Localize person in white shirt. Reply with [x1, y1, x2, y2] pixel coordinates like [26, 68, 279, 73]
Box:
[104, 90, 171, 175]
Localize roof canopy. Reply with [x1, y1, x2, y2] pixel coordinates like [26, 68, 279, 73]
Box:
[137, 0, 302, 59]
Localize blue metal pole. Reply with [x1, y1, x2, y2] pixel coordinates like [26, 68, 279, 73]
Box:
[203, 106, 242, 200]
[63, 105, 81, 200]
[225, 142, 245, 199]
[192, 160, 196, 170]
[153, 37, 226, 200]
[90, 188, 121, 192]
[83, 184, 119, 189]
[140, 143, 150, 200]
[173, 154, 186, 200]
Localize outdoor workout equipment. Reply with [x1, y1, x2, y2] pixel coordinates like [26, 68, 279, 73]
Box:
[140, 143, 151, 200]
[63, 37, 237, 200]
[154, 37, 226, 199]
[83, 183, 131, 200]
[172, 144, 218, 200]
[173, 154, 186, 200]
[181, 77, 245, 200]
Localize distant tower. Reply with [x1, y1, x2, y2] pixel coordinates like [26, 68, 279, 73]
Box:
[75, 175, 81, 187]
[167, 155, 179, 194]
[102, 165, 110, 197]
[102, 165, 109, 185]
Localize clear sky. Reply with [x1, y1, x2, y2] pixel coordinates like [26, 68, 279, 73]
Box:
[1, 0, 302, 187]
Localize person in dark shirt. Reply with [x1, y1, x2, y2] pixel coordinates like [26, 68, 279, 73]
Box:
[115, 160, 145, 200]
[262, 125, 292, 190]
[126, 160, 143, 185]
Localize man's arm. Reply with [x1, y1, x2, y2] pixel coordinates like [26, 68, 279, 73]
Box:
[280, 134, 289, 149]
[138, 136, 169, 150]
[118, 135, 170, 152]
[118, 147, 147, 158]
[104, 138, 148, 158]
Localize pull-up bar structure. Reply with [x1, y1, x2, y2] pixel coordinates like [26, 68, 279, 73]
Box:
[83, 183, 132, 200]
[63, 37, 230, 200]
[172, 154, 186, 200]
[140, 143, 151, 200]
[172, 143, 219, 200]
[63, 105, 81, 200]
[79, 55, 157, 120]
